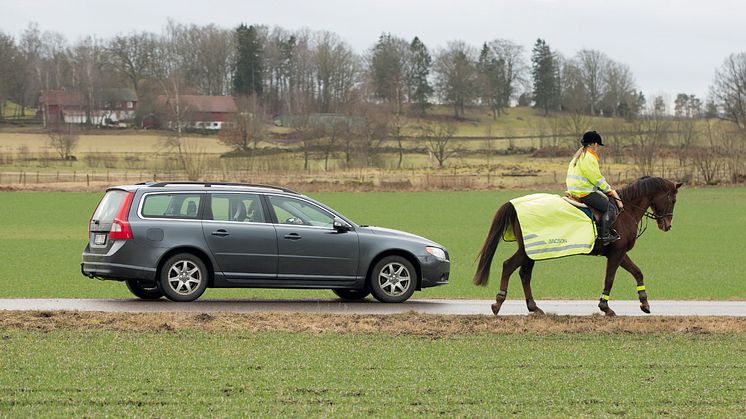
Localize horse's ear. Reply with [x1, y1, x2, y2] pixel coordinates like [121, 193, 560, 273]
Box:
[675, 182, 683, 189]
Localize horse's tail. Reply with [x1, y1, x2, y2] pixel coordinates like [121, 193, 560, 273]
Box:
[473, 202, 516, 286]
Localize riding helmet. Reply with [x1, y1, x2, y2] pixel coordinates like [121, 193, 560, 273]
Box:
[581, 130, 604, 146]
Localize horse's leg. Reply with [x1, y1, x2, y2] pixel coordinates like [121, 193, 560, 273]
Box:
[491, 250, 524, 315]
[620, 254, 650, 314]
[519, 258, 543, 315]
[599, 252, 624, 316]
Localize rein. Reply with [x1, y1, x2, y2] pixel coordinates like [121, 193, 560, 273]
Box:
[611, 196, 672, 239]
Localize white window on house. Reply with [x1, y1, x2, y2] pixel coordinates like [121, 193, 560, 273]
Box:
[126, 101, 133, 109]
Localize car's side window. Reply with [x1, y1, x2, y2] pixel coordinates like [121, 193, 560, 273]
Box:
[268, 196, 334, 228]
[209, 193, 265, 223]
[141, 193, 202, 219]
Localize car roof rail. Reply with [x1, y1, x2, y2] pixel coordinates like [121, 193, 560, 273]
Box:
[145, 181, 298, 194]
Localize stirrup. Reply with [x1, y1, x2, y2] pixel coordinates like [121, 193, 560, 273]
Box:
[598, 231, 620, 245]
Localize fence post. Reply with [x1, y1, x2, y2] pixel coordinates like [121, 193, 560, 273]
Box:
[56, 171, 59, 181]
[73, 171, 76, 182]
[19, 171, 23, 183]
[36, 171, 40, 183]
[86, 174, 90, 187]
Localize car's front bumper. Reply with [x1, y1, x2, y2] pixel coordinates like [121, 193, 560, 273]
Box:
[418, 256, 450, 288]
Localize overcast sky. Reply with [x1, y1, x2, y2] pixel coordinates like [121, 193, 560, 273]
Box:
[3, 0, 744, 104]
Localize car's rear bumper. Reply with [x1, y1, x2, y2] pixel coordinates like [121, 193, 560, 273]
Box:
[82, 244, 157, 281]
[418, 257, 450, 288]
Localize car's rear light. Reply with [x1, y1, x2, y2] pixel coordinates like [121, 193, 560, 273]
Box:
[109, 192, 135, 240]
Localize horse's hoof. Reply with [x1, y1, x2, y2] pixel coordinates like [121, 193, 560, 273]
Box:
[491, 303, 501, 315]
[640, 301, 651, 314]
[530, 307, 545, 315]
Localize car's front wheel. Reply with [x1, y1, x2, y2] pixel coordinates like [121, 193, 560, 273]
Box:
[158, 253, 208, 302]
[369, 256, 417, 303]
[333, 289, 370, 301]
[125, 279, 163, 300]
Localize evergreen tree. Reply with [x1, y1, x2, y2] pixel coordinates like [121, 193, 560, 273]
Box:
[370, 33, 408, 112]
[233, 24, 264, 96]
[408, 36, 433, 115]
[531, 38, 558, 115]
[477, 42, 506, 120]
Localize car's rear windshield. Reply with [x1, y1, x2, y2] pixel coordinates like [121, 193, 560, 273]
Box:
[92, 190, 127, 223]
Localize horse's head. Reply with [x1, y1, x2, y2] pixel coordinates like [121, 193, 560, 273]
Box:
[650, 181, 683, 231]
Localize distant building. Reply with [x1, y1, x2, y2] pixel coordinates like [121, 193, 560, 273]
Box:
[155, 95, 237, 130]
[37, 90, 83, 126]
[38, 88, 138, 127]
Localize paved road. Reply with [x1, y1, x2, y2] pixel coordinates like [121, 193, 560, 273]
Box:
[1, 299, 746, 316]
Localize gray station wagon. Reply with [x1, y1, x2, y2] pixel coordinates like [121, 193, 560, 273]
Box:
[81, 182, 450, 302]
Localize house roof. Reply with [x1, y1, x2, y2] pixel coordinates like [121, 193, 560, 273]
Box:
[41, 90, 82, 107]
[99, 88, 138, 102]
[157, 95, 238, 113]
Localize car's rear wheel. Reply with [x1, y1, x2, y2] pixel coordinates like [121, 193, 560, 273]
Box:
[333, 289, 370, 301]
[125, 279, 163, 300]
[369, 256, 417, 303]
[158, 253, 208, 302]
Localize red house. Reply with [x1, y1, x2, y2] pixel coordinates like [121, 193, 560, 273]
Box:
[37, 90, 83, 126]
[155, 95, 237, 130]
[38, 88, 138, 127]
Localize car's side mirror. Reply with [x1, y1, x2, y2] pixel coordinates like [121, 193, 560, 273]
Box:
[333, 217, 351, 232]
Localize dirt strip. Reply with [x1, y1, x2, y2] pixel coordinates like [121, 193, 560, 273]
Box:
[1, 311, 745, 336]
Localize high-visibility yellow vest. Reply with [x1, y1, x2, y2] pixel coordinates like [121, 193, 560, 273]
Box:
[566, 149, 612, 198]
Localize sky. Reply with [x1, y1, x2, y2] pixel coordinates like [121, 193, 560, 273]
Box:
[2, 0, 745, 104]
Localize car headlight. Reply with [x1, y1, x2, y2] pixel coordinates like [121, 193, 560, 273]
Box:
[426, 246, 447, 260]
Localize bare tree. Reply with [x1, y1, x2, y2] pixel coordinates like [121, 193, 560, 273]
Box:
[421, 121, 459, 168]
[711, 52, 746, 129]
[575, 49, 609, 115]
[218, 95, 266, 152]
[108, 32, 157, 94]
[47, 122, 79, 161]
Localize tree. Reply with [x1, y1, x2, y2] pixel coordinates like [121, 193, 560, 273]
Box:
[312, 31, 360, 113]
[47, 122, 79, 160]
[575, 49, 609, 115]
[108, 32, 157, 95]
[233, 24, 263, 97]
[218, 95, 266, 152]
[477, 42, 506, 120]
[487, 39, 527, 111]
[407, 37, 433, 115]
[531, 38, 559, 115]
[711, 52, 746, 129]
[434, 41, 477, 119]
[421, 121, 459, 168]
[0, 32, 20, 119]
[600, 61, 636, 117]
[369, 33, 409, 113]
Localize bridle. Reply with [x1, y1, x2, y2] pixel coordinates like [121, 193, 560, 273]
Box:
[612, 192, 675, 239]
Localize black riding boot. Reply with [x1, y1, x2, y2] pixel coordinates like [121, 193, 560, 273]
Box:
[598, 210, 620, 245]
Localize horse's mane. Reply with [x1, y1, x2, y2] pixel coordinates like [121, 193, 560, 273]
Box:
[618, 176, 671, 202]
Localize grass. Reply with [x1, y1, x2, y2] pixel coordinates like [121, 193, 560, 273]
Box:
[1, 317, 745, 417]
[0, 188, 745, 300]
[1, 100, 36, 120]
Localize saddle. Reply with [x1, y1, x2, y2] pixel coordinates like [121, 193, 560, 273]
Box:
[562, 192, 619, 224]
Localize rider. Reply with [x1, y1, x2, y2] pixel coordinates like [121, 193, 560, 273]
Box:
[566, 130, 623, 245]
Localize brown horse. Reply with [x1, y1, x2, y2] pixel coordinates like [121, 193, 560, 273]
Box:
[474, 177, 682, 316]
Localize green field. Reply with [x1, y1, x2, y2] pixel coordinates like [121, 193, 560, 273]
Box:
[1, 324, 744, 416]
[1, 188, 744, 300]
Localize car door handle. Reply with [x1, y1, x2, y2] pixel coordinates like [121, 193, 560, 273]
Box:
[284, 233, 302, 240]
[211, 229, 230, 237]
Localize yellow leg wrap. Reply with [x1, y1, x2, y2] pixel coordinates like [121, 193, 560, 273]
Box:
[600, 294, 610, 301]
[636, 285, 646, 292]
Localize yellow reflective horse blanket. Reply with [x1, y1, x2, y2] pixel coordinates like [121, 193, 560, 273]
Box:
[503, 193, 596, 260]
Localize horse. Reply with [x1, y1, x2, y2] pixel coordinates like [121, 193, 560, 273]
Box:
[473, 177, 682, 316]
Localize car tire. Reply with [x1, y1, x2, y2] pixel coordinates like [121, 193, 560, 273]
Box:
[333, 289, 370, 301]
[369, 256, 417, 303]
[125, 279, 163, 300]
[158, 253, 208, 302]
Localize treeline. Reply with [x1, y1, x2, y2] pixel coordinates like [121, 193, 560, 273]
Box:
[1, 20, 745, 128]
